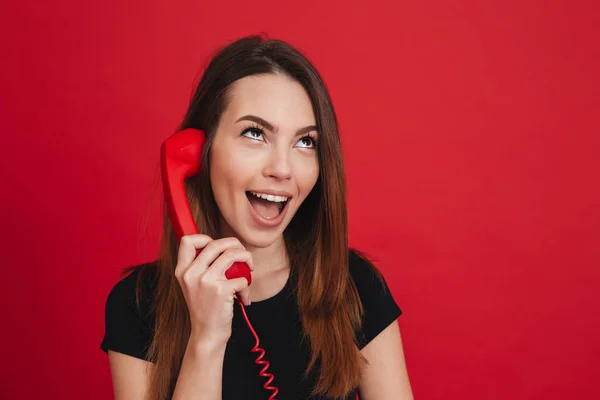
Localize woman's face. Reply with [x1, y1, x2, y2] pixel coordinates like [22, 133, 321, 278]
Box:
[209, 73, 320, 248]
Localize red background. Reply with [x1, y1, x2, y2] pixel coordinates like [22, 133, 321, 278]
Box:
[1, 1, 598, 399]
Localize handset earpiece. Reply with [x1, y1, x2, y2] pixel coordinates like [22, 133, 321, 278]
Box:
[160, 128, 252, 285]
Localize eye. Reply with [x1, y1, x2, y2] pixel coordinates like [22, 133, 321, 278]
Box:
[296, 136, 317, 149]
[241, 126, 265, 141]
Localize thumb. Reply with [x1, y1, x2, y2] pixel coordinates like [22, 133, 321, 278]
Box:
[224, 277, 250, 303]
[236, 286, 251, 306]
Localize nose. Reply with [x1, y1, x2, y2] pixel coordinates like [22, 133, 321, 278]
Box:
[263, 144, 292, 181]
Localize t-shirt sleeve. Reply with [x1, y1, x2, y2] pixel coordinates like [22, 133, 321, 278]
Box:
[100, 268, 154, 361]
[349, 250, 403, 349]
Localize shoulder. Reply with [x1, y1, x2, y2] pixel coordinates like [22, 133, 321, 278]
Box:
[348, 248, 391, 304]
[101, 261, 158, 360]
[348, 249, 403, 349]
[348, 249, 384, 287]
[105, 262, 157, 318]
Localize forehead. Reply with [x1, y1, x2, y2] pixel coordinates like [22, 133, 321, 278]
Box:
[223, 73, 316, 127]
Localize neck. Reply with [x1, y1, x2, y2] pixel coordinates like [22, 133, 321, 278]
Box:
[217, 221, 289, 276]
[245, 236, 289, 277]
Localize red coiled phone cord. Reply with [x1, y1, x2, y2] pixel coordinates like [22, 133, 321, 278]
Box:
[237, 297, 279, 400]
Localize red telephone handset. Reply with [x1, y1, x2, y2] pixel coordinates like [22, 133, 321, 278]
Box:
[160, 128, 252, 284]
[160, 128, 278, 399]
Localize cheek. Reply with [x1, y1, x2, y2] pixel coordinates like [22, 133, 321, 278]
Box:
[210, 149, 254, 196]
[296, 159, 320, 197]
[210, 148, 238, 198]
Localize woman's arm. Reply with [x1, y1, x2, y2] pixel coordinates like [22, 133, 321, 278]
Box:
[108, 351, 152, 399]
[171, 334, 227, 399]
[107, 334, 227, 400]
[358, 320, 414, 400]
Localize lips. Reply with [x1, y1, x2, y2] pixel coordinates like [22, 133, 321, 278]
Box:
[245, 191, 291, 227]
[246, 191, 288, 218]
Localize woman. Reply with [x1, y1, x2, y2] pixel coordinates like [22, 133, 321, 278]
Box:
[101, 35, 414, 400]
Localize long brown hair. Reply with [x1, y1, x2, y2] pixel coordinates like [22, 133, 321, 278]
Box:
[139, 35, 365, 399]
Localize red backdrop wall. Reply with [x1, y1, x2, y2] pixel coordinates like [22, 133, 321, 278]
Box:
[1, 1, 598, 399]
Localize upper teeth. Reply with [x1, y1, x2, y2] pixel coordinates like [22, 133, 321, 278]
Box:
[250, 191, 288, 203]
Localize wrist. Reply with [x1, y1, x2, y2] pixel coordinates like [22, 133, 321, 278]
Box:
[188, 329, 229, 353]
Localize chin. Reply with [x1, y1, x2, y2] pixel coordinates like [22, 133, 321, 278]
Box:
[236, 228, 285, 249]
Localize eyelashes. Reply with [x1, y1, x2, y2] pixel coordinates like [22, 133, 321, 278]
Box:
[240, 123, 319, 149]
[241, 124, 264, 140]
[298, 134, 319, 148]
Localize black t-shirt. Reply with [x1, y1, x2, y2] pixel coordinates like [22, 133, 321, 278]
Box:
[101, 250, 402, 399]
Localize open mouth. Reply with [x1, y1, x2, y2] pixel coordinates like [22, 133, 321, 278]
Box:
[245, 191, 290, 220]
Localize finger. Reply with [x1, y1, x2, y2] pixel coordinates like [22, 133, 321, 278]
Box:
[180, 236, 244, 281]
[205, 249, 252, 280]
[175, 234, 213, 277]
[244, 253, 255, 272]
[237, 286, 251, 306]
[224, 277, 250, 297]
[194, 238, 246, 274]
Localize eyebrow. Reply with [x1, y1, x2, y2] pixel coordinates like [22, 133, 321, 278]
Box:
[235, 115, 318, 137]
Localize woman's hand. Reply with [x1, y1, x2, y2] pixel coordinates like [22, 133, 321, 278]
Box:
[174, 234, 253, 346]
